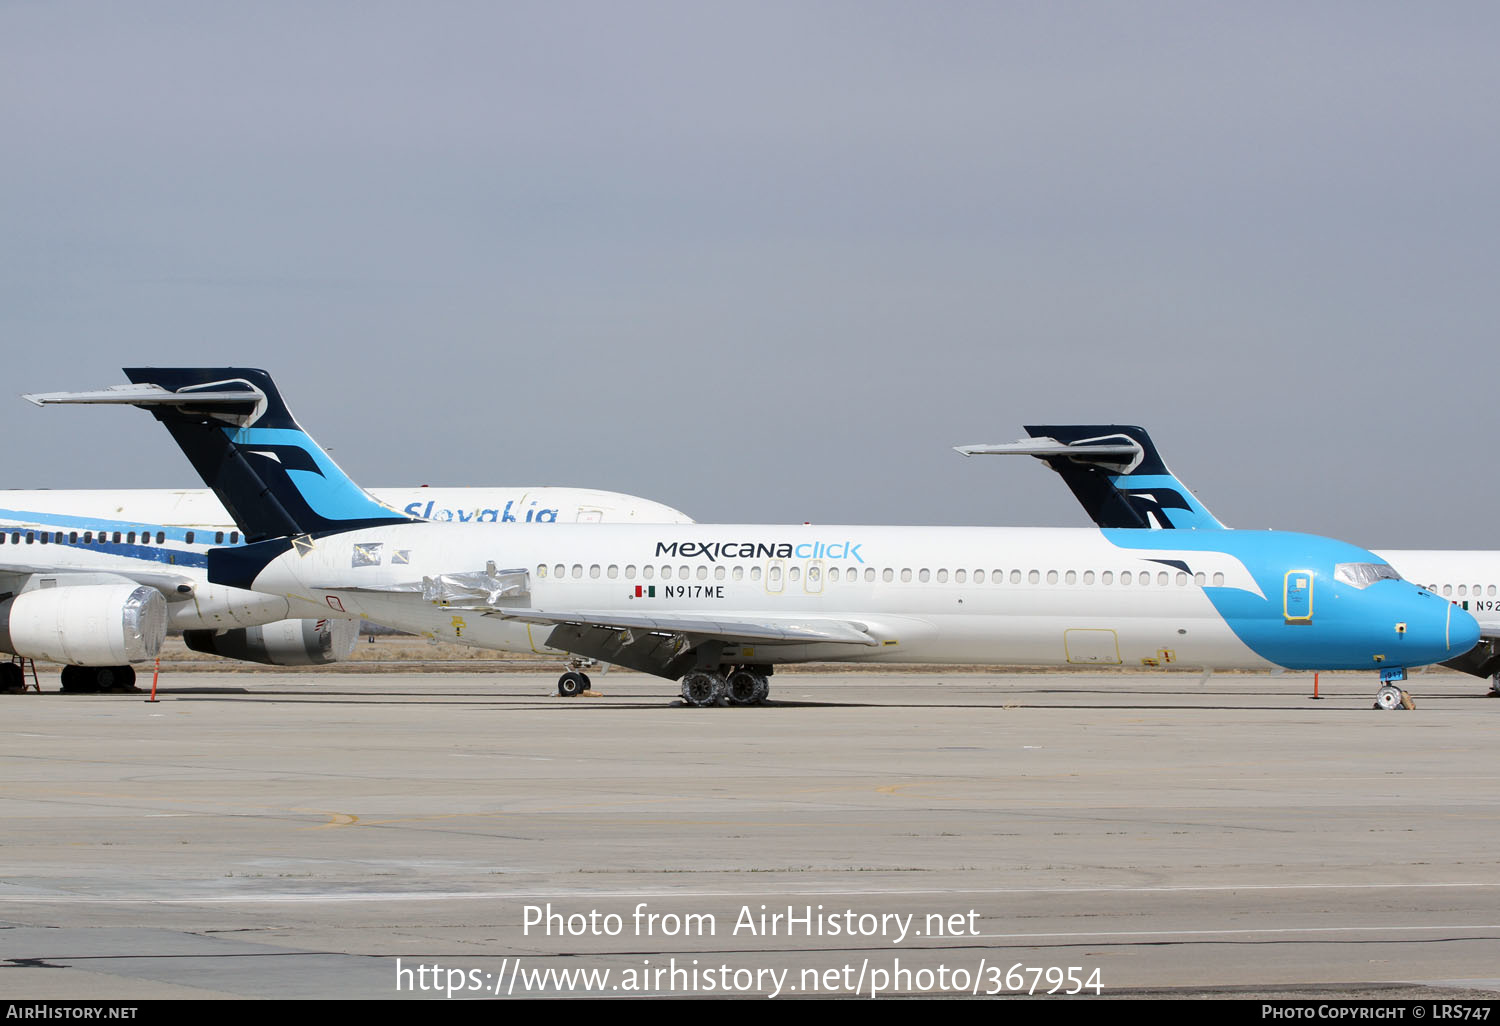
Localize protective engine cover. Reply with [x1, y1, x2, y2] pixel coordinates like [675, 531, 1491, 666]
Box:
[0, 584, 168, 664]
[182, 617, 359, 666]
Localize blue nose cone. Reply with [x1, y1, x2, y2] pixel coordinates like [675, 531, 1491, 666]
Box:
[1446, 600, 1482, 659]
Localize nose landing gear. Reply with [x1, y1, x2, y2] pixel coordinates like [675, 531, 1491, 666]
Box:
[1373, 667, 1414, 711]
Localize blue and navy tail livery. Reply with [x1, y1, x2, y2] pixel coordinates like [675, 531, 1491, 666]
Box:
[32, 371, 1481, 709]
[956, 425, 1225, 531]
[27, 369, 413, 542]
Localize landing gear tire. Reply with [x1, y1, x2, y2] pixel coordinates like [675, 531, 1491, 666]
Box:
[1374, 685, 1407, 711]
[557, 671, 590, 697]
[59, 665, 97, 693]
[0, 662, 24, 691]
[680, 670, 727, 707]
[99, 666, 135, 691]
[726, 669, 770, 706]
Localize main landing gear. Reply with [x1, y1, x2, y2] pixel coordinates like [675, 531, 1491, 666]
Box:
[0, 660, 28, 692]
[1372, 667, 1415, 711]
[680, 665, 772, 708]
[556, 657, 602, 697]
[557, 670, 591, 697]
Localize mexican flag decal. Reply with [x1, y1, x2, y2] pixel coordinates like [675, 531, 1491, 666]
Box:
[632, 585, 656, 599]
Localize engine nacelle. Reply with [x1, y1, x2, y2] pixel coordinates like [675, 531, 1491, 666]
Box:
[182, 617, 359, 666]
[0, 584, 167, 665]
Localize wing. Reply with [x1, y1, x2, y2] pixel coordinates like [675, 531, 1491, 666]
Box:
[487, 607, 881, 679]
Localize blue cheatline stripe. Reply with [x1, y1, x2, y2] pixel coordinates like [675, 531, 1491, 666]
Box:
[0, 506, 225, 544]
[0, 512, 215, 569]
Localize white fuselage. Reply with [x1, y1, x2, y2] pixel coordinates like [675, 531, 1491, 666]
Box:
[246, 522, 1281, 670]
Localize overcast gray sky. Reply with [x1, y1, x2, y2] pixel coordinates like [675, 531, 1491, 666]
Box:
[3, 2, 1496, 548]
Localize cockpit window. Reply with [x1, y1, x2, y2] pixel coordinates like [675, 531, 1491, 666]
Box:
[1335, 562, 1402, 589]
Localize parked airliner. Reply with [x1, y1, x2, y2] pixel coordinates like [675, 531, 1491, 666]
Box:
[958, 424, 1500, 702]
[27, 371, 1479, 710]
[0, 480, 690, 690]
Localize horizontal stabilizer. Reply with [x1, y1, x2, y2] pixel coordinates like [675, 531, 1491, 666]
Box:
[955, 424, 1226, 531]
[24, 382, 266, 424]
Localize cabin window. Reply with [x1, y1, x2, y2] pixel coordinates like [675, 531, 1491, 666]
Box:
[1028, 570, 1040, 584]
[769, 566, 782, 583]
[1101, 571, 1113, 585]
[936, 569, 948, 583]
[1120, 571, 1132, 585]
[537, 564, 548, 578]
[230, 532, 239, 544]
[751, 566, 762, 581]
[215, 532, 225, 544]
[1176, 572, 1188, 586]
[642, 565, 654, 579]
[733, 566, 744, 581]
[1195, 572, 1206, 585]
[864, 568, 875, 582]
[26, 532, 35, 544]
[972, 570, 983, 584]
[714, 566, 725, 581]
[900, 568, 912, 583]
[696, 565, 708, 581]
[918, 569, 930, 583]
[607, 565, 618, 579]
[1046, 570, 1058, 584]
[1065, 570, 1076, 585]
[112, 532, 121, 543]
[625, 565, 636, 579]
[1442, 584, 1454, 596]
[954, 569, 966, 584]
[678, 565, 689, 579]
[1083, 570, 1095, 585]
[1459, 585, 1468, 597]
[882, 568, 894, 583]
[789, 566, 802, 582]
[1010, 570, 1022, 584]
[828, 567, 840, 582]
[554, 564, 565, 578]
[571, 564, 583, 579]
[184, 531, 193, 544]
[807, 565, 820, 583]
[1212, 572, 1225, 586]
[589, 565, 600, 579]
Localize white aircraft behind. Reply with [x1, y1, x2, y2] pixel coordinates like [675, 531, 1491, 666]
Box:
[0, 484, 691, 691]
[25, 369, 1481, 711]
[959, 424, 1500, 693]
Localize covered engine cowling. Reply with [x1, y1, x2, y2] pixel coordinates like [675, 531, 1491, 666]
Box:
[0, 584, 167, 664]
[182, 617, 359, 666]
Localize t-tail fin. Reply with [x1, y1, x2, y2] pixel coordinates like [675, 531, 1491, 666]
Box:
[954, 424, 1226, 530]
[25, 368, 412, 541]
